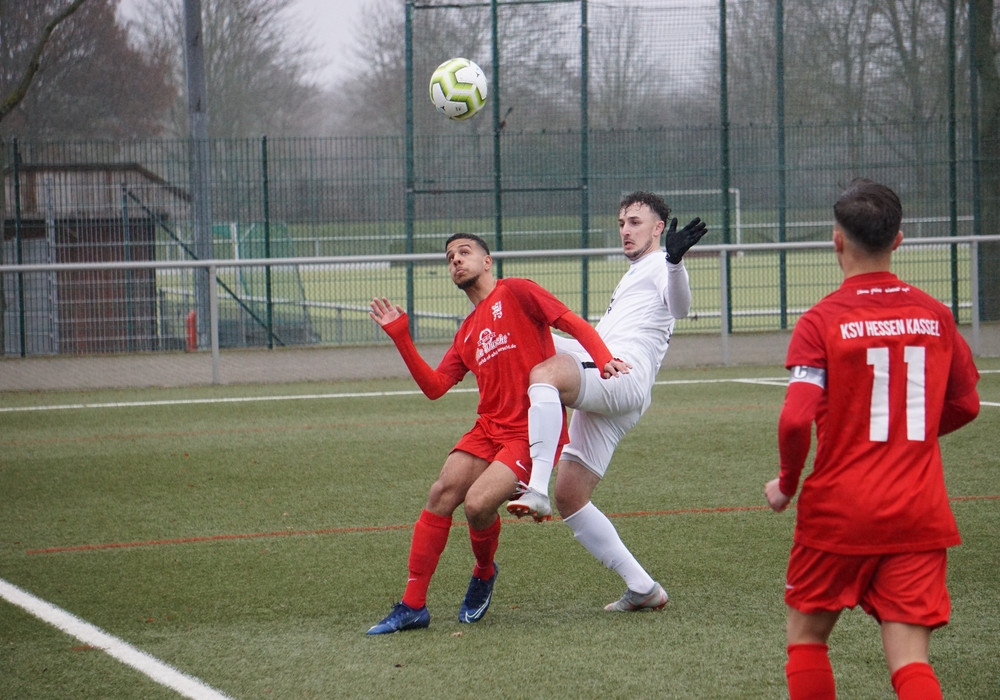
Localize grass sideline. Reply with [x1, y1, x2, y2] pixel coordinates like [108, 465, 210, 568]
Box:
[1, 362, 997, 699]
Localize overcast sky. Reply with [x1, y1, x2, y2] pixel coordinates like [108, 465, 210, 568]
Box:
[117, 0, 374, 88]
[287, 0, 372, 86]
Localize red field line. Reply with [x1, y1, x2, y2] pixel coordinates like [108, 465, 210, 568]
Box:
[26, 523, 414, 555]
[26, 495, 998, 556]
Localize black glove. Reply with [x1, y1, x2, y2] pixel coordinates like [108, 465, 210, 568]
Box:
[664, 217, 707, 264]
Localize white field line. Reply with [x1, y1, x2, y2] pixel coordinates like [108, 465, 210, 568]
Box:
[0, 578, 232, 700]
[0, 379, 777, 413]
[1, 371, 996, 413]
[0, 388, 478, 413]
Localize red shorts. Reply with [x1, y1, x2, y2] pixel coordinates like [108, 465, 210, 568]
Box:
[784, 543, 951, 629]
[452, 416, 533, 484]
[452, 416, 565, 484]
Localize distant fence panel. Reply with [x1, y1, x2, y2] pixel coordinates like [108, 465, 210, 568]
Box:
[3, 1, 997, 355]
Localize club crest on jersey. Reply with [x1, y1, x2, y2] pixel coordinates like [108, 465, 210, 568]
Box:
[476, 327, 512, 364]
[492, 300, 503, 320]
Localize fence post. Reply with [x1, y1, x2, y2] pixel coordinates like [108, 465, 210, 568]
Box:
[210, 263, 220, 384]
[970, 239, 980, 355]
[775, 0, 788, 330]
[491, 0, 504, 279]
[404, 0, 417, 338]
[261, 135, 274, 349]
[719, 249, 730, 365]
[12, 138, 26, 357]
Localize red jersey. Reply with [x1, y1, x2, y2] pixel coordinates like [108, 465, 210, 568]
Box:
[782, 271, 979, 555]
[435, 278, 566, 434]
[383, 278, 612, 444]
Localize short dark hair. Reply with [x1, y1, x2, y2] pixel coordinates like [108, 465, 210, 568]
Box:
[445, 232, 491, 255]
[833, 178, 902, 253]
[619, 191, 671, 223]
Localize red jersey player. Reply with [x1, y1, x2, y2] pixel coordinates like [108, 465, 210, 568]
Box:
[765, 179, 980, 699]
[366, 232, 628, 634]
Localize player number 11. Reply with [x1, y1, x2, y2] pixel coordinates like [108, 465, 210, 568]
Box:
[867, 346, 926, 442]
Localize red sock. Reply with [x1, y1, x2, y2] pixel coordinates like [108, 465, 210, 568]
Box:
[401, 509, 451, 609]
[891, 662, 942, 700]
[468, 514, 500, 580]
[786, 643, 836, 700]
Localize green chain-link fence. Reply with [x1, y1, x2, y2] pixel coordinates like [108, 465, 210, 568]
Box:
[2, 0, 996, 356]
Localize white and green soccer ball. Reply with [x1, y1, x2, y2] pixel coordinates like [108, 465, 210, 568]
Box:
[428, 58, 488, 120]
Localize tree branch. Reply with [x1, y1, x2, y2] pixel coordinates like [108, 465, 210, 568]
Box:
[0, 0, 90, 123]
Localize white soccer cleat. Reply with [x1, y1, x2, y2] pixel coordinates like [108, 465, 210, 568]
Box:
[506, 488, 552, 522]
[604, 582, 669, 611]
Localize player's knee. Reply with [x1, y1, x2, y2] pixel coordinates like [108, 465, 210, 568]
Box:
[426, 478, 462, 513]
[529, 360, 557, 385]
[553, 489, 585, 518]
[463, 493, 493, 527]
[531, 353, 576, 386]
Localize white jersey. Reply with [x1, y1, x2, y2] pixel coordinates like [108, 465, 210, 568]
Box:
[597, 249, 690, 380]
[554, 249, 692, 475]
[555, 249, 691, 386]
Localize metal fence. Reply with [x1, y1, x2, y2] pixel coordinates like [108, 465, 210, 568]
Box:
[2, 0, 996, 357]
[3, 237, 997, 369]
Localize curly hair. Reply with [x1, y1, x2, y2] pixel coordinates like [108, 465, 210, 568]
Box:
[619, 191, 671, 223]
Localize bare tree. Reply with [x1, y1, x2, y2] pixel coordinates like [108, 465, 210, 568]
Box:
[325, 0, 494, 136]
[0, 0, 88, 123]
[3, 0, 175, 140]
[1, 0, 88, 355]
[136, 0, 320, 138]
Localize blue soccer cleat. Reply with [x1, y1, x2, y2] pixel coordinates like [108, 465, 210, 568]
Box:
[366, 602, 431, 635]
[458, 562, 498, 623]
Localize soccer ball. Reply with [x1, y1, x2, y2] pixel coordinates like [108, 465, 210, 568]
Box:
[428, 58, 488, 120]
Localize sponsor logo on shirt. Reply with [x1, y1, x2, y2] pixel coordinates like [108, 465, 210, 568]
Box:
[475, 327, 515, 365]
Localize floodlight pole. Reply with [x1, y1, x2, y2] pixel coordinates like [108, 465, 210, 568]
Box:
[404, 1, 416, 336]
[579, 0, 590, 322]
[491, 0, 503, 278]
[718, 0, 733, 334]
[183, 0, 213, 349]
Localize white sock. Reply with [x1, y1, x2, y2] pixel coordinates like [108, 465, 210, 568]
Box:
[525, 383, 562, 496]
[563, 502, 656, 594]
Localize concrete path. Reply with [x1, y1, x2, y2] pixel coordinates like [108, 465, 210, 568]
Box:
[2, 326, 997, 392]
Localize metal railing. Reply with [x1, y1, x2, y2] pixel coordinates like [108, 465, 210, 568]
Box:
[3, 235, 997, 381]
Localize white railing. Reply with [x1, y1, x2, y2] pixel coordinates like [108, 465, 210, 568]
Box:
[3, 235, 999, 381]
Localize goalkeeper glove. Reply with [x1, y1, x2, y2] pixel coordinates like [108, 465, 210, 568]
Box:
[665, 217, 707, 264]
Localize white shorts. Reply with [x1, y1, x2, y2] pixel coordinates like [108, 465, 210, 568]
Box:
[560, 355, 653, 479]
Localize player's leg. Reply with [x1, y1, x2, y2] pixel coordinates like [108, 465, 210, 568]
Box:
[868, 550, 948, 699]
[368, 449, 485, 635]
[460, 458, 521, 622]
[556, 459, 665, 610]
[785, 607, 840, 700]
[410, 449, 486, 599]
[508, 354, 582, 521]
[782, 544, 861, 697]
[883, 623, 939, 700]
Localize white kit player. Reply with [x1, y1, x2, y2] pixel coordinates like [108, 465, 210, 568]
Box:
[507, 190, 707, 611]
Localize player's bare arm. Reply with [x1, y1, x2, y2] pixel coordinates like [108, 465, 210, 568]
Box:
[369, 296, 404, 327]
